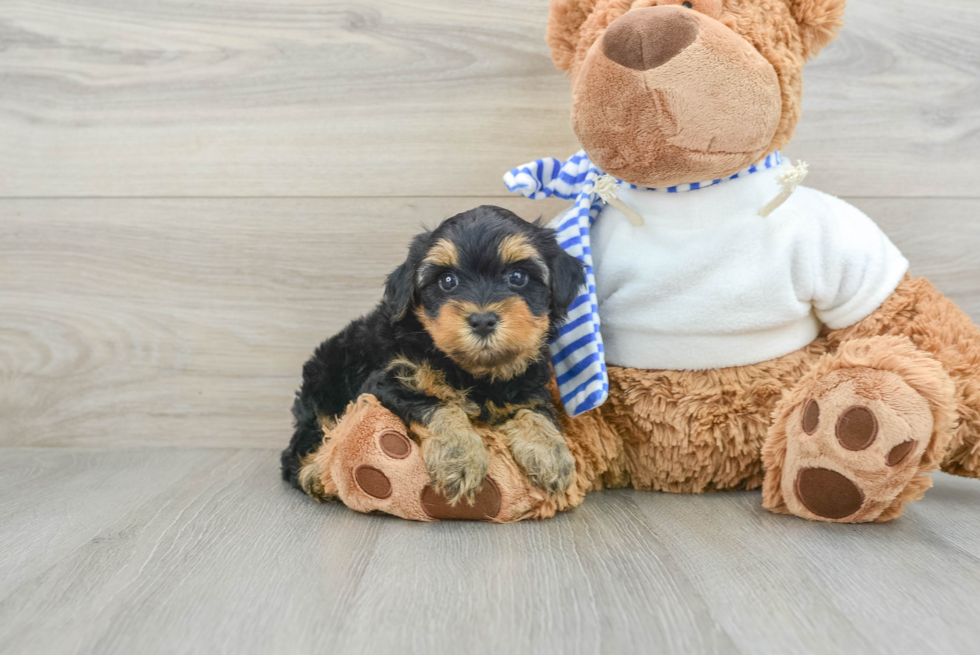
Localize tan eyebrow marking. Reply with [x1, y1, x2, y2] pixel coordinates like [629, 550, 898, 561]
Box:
[423, 238, 459, 268]
[498, 234, 538, 265]
[499, 234, 548, 283]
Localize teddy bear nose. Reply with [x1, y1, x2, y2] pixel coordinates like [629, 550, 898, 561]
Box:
[467, 312, 499, 337]
[602, 6, 700, 71]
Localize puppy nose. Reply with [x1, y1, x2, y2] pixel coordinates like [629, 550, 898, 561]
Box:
[467, 312, 499, 337]
[602, 6, 700, 71]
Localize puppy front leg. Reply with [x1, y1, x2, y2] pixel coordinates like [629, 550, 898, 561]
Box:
[415, 404, 490, 506]
[501, 409, 575, 496]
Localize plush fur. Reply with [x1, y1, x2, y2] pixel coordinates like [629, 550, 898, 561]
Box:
[290, 0, 980, 524]
[281, 205, 585, 506]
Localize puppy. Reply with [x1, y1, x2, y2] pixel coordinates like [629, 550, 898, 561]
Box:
[281, 205, 585, 504]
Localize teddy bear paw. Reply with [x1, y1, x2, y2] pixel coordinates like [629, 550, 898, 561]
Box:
[318, 395, 508, 521]
[771, 367, 937, 523]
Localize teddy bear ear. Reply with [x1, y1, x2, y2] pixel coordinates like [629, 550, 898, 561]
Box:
[547, 0, 599, 72]
[787, 0, 847, 59]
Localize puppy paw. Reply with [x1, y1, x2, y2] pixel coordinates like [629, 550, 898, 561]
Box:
[422, 430, 490, 506]
[501, 410, 575, 496]
[416, 404, 490, 505]
[511, 440, 575, 495]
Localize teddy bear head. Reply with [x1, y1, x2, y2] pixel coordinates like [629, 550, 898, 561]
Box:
[548, 0, 846, 188]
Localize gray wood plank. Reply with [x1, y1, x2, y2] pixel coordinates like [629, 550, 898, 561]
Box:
[629, 477, 980, 655]
[851, 197, 980, 314]
[789, 0, 980, 198]
[0, 196, 569, 448]
[0, 449, 230, 594]
[2, 448, 979, 655]
[0, 0, 576, 198]
[2, 196, 977, 449]
[1, 0, 978, 198]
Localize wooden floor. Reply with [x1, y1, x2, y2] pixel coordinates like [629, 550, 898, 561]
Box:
[3, 1, 980, 653]
[0, 449, 979, 655]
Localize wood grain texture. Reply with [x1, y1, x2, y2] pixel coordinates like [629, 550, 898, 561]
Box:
[0, 196, 570, 448]
[2, 448, 980, 655]
[1, 0, 978, 198]
[1, 196, 976, 449]
[2, 1, 978, 651]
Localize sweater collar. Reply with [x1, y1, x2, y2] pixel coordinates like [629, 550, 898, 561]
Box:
[621, 151, 784, 193]
[504, 151, 783, 201]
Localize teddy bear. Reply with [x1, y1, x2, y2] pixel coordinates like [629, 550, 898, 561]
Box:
[294, 0, 980, 524]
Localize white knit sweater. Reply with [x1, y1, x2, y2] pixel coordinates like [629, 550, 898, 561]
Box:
[590, 163, 909, 370]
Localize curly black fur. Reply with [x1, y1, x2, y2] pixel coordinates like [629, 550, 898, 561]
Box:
[280, 205, 584, 490]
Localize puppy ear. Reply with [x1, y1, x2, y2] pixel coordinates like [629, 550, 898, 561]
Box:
[383, 261, 415, 323]
[383, 232, 428, 323]
[788, 0, 847, 59]
[549, 248, 586, 320]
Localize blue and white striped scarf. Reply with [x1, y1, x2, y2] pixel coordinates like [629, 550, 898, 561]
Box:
[504, 150, 783, 417]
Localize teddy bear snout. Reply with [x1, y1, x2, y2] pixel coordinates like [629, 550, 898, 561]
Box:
[602, 6, 700, 72]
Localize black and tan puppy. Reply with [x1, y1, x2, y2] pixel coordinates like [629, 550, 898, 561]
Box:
[281, 205, 585, 504]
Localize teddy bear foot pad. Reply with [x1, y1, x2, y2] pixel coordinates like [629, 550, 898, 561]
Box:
[308, 394, 556, 523]
[778, 367, 934, 523]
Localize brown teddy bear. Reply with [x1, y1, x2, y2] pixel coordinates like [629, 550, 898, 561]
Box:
[297, 0, 980, 524]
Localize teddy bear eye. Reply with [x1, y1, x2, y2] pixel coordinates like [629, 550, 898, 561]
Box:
[683, 2, 693, 7]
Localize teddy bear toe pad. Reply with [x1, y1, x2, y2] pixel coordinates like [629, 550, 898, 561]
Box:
[421, 479, 501, 521]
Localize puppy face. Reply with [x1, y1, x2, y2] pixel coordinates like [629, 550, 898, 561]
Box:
[385, 206, 584, 380]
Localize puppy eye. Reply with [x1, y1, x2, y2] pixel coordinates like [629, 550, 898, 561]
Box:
[507, 270, 528, 288]
[438, 273, 458, 292]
